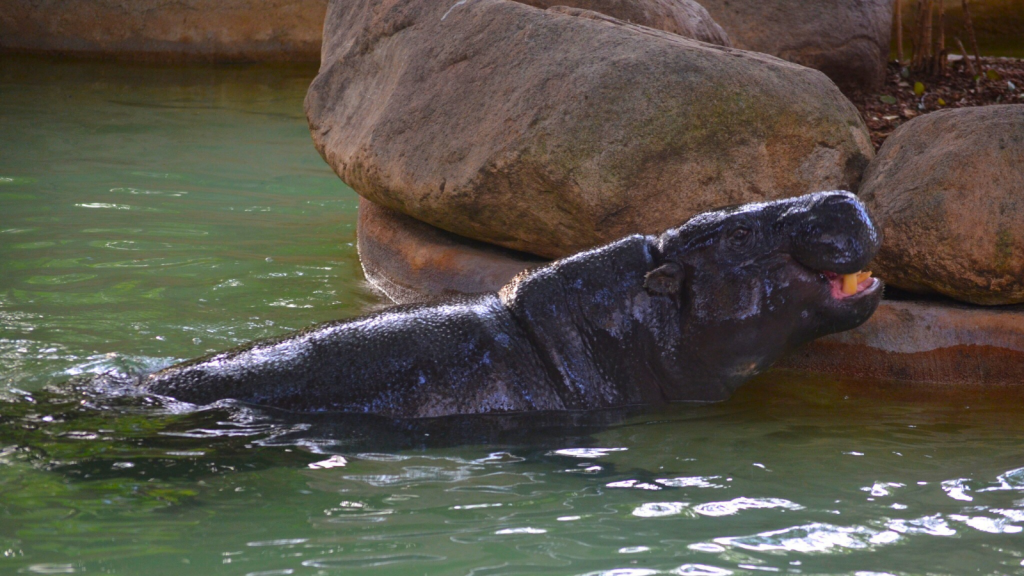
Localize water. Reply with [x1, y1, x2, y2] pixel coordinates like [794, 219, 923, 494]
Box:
[3, 55, 1024, 576]
[0, 56, 371, 389]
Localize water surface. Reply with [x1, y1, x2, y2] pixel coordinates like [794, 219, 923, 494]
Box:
[2, 56, 1024, 576]
[1, 56, 370, 388]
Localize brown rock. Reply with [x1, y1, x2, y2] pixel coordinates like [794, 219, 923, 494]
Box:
[0, 0, 326, 61]
[358, 198, 545, 304]
[517, 0, 730, 45]
[777, 299, 1024, 386]
[695, 0, 892, 93]
[859, 105, 1024, 305]
[307, 0, 874, 258]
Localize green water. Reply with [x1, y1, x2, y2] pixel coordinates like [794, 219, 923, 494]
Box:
[0, 56, 371, 389]
[3, 56, 1024, 576]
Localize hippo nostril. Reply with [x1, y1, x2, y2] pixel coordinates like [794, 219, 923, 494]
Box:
[785, 193, 880, 275]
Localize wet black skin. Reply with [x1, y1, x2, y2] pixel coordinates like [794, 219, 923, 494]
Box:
[138, 191, 883, 417]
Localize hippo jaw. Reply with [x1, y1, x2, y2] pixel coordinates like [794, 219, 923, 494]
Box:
[783, 190, 884, 338]
[777, 250, 884, 341]
[648, 190, 884, 402]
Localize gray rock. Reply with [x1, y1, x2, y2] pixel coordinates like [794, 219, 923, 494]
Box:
[306, 0, 874, 258]
[696, 0, 893, 93]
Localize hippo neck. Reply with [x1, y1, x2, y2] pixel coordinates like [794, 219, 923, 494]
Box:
[500, 235, 676, 409]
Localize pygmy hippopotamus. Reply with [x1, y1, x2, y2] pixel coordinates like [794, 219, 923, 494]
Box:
[137, 191, 883, 417]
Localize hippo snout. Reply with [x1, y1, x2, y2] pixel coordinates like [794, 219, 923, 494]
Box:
[787, 191, 881, 275]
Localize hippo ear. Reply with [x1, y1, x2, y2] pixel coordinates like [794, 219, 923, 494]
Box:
[644, 263, 684, 298]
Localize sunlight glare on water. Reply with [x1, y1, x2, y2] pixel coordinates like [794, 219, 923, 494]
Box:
[2, 56, 1024, 576]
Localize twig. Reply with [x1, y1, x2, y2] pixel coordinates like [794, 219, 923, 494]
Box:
[955, 36, 978, 77]
[961, 0, 984, 74]
[923, 0, 934, 70]
[936, 0, 945, 73]
[913, 0, 935, 72]
[896, 0, 904, 65]
[912, 0, 926, 68]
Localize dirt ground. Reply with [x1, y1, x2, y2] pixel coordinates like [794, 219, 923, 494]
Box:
[849, 57, 1024, 149]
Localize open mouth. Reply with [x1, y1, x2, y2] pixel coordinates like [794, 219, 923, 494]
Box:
[822, 270, 878, 300]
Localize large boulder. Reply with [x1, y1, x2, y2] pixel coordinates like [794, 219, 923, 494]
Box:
[0, 0, 326, 61]
[517, 0, 730, 45]
[859, 105, 1024, 306]
[306, 0, 874, 259]
[695, 0, 892, 93]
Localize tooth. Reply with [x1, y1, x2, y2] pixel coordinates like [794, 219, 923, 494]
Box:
[841, 271, 872, 295]
[842, 273, 859, 295]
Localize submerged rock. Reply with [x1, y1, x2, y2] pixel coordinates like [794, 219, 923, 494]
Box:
[357, 198, 545, 305]
[306, 0, 874, 258]
[695, 0, 892, 93]
[518, 0, 730, 45]
[860, 105, 1024, 305]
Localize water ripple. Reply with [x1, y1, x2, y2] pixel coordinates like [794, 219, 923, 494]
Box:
[949, 514, 1023, 534]
[885, 514, 956, 537]
[714, 523, 901, 554]
[979, 466, 1024, 492]
[300, 554, 444, 568]
[632, 502, 692, 518]
[671, 565, 733, 576]
[551, 447, 628, 458]
[693, 497, 803, 517]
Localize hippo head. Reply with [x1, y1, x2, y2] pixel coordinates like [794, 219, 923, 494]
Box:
[644, 190, 883, 401]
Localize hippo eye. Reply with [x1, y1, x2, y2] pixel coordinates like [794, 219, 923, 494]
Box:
[728, 226, 752, 246]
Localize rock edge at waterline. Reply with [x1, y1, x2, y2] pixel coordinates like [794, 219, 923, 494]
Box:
[358, 199, 1024, 387]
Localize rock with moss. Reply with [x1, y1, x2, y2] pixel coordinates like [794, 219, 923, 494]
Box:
[518, 0, 730, 45]
[859, 105, 1024, 305]
[307, 0, 874, 258]
[695, 0, 892, 94]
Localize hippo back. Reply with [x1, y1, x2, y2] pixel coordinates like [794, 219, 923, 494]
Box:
[142, 295, 562, 417]
[501, 235, 676, 409]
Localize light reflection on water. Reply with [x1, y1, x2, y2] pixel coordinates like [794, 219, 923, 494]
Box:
[2, 55, 1024, 575]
